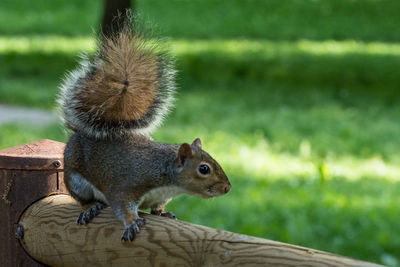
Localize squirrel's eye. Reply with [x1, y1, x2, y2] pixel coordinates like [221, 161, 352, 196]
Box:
[198, 164, 210, 175]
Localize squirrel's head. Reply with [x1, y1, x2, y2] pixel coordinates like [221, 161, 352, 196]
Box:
[174, 138, 231, 198]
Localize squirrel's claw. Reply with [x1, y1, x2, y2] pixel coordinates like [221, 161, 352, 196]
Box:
[161, 211, 177, 220]
[76, 202, 106, 225]
[136, 217, 146, 227]
[121, 217, 145, 242]
[77, 212, 88, 224]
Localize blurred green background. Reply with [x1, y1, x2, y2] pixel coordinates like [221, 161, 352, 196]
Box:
[0, 0, 399, 265]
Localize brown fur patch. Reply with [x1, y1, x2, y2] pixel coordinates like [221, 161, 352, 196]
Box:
[124, 210, 136, 225]
[77, 31, 158, 122]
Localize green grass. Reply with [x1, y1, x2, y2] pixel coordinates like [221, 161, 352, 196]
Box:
[0, 123, 66, 149]
[0, 0, 399, 265]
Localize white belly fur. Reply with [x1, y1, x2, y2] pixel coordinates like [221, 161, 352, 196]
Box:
[139, 186, 185, 209]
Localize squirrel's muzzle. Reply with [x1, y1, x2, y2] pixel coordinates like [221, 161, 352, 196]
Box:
[216, 181, 231, 196]
[223, 183, 231, 194]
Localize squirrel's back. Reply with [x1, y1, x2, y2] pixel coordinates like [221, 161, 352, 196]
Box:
[58, 24, 176, 138]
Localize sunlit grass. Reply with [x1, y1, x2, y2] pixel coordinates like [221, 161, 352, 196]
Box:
[156, 129, 400, 182]
[172, 39, 400, 57]
[2, 36, 400, 57]
[223, 137, 400, 182]
[0, 36, 95, 54]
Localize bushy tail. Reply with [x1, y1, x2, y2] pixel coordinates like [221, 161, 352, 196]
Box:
[58, 23, 176, 139]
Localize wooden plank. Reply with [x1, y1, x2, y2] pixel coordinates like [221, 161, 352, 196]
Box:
[19, 194, 382, 267]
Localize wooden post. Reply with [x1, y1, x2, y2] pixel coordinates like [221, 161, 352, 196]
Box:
[18, 195, 382, 267]
[0, 139, 66, 267]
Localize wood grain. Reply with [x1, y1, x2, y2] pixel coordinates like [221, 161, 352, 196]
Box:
[19, 195, 382, 267]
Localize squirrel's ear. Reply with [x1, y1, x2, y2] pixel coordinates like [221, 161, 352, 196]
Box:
[178, 143, 193, 166]
[191, 138, 202, 150]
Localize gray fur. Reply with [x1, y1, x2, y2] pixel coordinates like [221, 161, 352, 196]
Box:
[69, 172, 108, 205]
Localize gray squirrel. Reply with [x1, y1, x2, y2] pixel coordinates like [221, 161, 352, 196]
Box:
[57, 22, 231, 241]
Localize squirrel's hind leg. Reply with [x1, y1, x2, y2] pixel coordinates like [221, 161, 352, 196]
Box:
[65, 172, 108, 224]
[65, 172, 95, 205]
[111, 199, 145, 242]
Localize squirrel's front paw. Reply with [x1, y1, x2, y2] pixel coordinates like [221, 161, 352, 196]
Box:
[121, 217, 145, 242]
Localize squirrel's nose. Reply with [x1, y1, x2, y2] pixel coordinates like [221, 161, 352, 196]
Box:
[223, 183, 231, 194]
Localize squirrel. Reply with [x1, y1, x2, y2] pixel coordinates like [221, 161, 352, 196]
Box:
[57, 21, 231, 241]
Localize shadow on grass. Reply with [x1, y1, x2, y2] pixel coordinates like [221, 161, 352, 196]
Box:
[0, 52, 77, 108]
[2, 0, 400, 42]
[138, 0, 400, 42]
[2, 46, 400, 108]
[178, 50, 400, 96]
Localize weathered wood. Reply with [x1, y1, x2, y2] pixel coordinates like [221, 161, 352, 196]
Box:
[19, 195, 382, 267]
[0, 139, 65, 170]
[0, 140, 66, 267]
